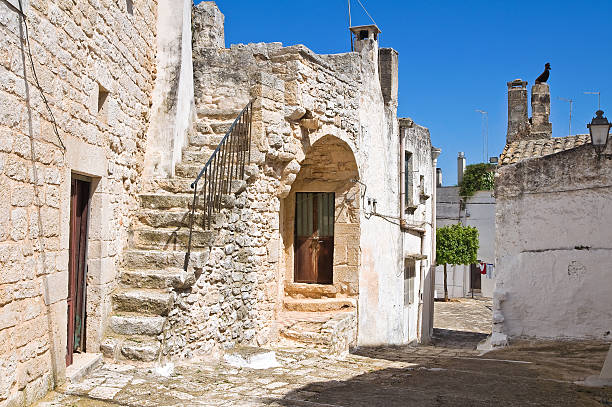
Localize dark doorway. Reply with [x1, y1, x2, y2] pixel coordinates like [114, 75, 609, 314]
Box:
[67, 177, 91, 366]
[470, 263, 481, 292]
[294, 192, 334, 284]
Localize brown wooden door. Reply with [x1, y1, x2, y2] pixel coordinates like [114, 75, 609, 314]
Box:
[470, 263, 481, 291]
[294, 192, 334, 284]
[67, 178, 90, 366]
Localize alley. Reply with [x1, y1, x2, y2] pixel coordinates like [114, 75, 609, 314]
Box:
[36, 298, 611, 407]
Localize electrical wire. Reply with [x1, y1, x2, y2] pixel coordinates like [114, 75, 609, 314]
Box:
[18, 0, 66, 151]
[355, 0, 377, 26]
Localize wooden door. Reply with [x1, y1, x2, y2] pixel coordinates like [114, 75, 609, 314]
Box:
[67, 178, 90, 366]
[294, 192, 334, 284]
[470, 263, 481, 291]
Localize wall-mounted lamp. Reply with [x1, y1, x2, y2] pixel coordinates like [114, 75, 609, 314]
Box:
[588, 110, 612, 159]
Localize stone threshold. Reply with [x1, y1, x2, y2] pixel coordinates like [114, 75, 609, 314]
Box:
[65, 353, 103, 384]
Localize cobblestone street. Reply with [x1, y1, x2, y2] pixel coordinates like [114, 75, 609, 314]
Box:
[35, 298, 612, 407]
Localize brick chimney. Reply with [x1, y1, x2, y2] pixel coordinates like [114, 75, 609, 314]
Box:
[506, 79, 529, 143]
[530, 83, 552, 138]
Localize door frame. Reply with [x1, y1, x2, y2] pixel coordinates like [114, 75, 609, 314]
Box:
[294, 192, 335, 284]
[66, 174, 92, 366]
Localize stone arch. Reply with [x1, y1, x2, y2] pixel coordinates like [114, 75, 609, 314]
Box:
[280, 135, 361, 298]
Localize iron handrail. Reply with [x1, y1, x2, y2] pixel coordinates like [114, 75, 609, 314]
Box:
[184, 100, 254, 271]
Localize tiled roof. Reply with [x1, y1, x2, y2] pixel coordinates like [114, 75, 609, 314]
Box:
[499, 135, 590, 165]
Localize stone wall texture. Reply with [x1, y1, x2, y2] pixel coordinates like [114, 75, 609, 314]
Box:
[494, 143, 612, 341]
[0, 0, 158, 404]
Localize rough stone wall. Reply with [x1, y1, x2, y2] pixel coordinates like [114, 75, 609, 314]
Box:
[179, 1, 431, 352]
[0, 0, 157, 404]
[494, 143, 612, 341]
[175, 31, 365, 355]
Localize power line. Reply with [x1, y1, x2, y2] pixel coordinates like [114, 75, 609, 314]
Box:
[475, 110, 488, 163]
[17, 0, 66, 151]
[584, 91, 601, 111]
[558, 97, 574, 136]
[355, 0, 377, 26]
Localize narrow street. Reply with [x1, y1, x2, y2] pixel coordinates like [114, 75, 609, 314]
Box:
[36, 298, 611, 407]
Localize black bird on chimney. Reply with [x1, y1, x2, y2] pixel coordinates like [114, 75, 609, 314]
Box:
[535, 63, 551, 84]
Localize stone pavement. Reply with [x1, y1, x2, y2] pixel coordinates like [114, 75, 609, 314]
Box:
[36, 297, 612, 406]
[434, 297, 493, 334]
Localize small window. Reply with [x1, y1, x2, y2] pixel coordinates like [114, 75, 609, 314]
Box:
[404, 259, 416, 306]
[359, 30, 369, 40]
[126, 0, 133, 15]
[404, 151, 414, 207]
[97, 84, 109, 122]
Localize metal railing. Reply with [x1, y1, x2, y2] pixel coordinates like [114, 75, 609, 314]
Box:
[184, 100, 254, 271]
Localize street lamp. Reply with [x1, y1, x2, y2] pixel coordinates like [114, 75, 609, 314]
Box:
[587, 110, 612, 157]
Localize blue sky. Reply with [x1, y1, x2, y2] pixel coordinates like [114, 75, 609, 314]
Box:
[196, 0, 612, 185]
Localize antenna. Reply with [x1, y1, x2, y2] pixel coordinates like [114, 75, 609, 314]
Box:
[475, 110, 488, 163]
[584, 91, 601, 110]
[558, 97, 574, 136]
[348, 0, 353, 51]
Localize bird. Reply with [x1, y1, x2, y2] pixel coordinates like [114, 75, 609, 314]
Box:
[535, 63, 551, 84]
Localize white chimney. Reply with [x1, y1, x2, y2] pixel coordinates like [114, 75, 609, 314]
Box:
[457, 152, 466, 185]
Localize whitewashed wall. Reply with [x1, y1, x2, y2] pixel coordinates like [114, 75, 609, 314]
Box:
[495, 143, 612, 340]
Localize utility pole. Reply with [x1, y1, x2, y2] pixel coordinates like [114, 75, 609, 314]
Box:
[584, 91, 601, 110]
[475, 110, 488, 163]
[558, 97, 574, 136]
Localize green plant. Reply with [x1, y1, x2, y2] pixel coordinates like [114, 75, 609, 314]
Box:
[459, 163, 495, 197]
[436, 224, 479, 301]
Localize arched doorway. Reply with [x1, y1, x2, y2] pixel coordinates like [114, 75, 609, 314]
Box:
[282, 135, 361, 298]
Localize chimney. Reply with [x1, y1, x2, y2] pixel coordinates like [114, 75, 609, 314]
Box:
[457, 152, 466, 185]
[378, 48, 398, 107]
[436, 168, 442, 187]
[530, 83, 552, 138]
[506, 79, 529, 143]
[350, 24, 381, 64]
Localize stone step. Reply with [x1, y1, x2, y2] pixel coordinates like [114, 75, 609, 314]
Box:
[137, 209, 227, 230]
[139, 194, 197, 210]
[277, 310, 357, 355]
[189, 133, 224, 148]
[112, 289, 174, 316]
[145, 178, 246, 195]
[101, 336, 161, 362]
[283, 298, 356, 312]
[196, 107, 242, 121]
[284, 282, 339, 299]
[120, 268, 195, 290]
[123, 249, 209, 270]
[109, 314, 166, 337]
[181, 148, 215, 164]
[132, 227, 216, 250]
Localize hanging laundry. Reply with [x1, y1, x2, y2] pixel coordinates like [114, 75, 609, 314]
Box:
[479, 262, 487, 275]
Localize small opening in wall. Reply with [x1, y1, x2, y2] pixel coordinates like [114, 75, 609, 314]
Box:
[126, 0, 133, 15]
[97, 84, 108, 114]
[359, 30, 369, 40]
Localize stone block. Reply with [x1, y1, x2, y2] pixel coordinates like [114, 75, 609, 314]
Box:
[42, 270, 67, 305]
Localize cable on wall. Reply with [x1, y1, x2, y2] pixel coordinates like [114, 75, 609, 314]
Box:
[18, 0, 66, 151]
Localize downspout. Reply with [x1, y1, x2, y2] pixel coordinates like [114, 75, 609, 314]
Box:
[429, 148, 441, 341]
[416, 230, 425, 342]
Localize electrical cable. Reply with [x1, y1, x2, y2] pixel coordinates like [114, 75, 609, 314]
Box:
[355, 0, 377, 26]
[18, 0, 66, 151]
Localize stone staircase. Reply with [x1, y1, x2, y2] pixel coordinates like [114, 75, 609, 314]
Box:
[101, 108, 247, 363]
[276, 283, 358, 355]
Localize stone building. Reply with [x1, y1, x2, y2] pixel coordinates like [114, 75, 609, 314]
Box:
[0, 0, 438, 405]
[435, 153, 496, 299]
[488, 77, 612, 346]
